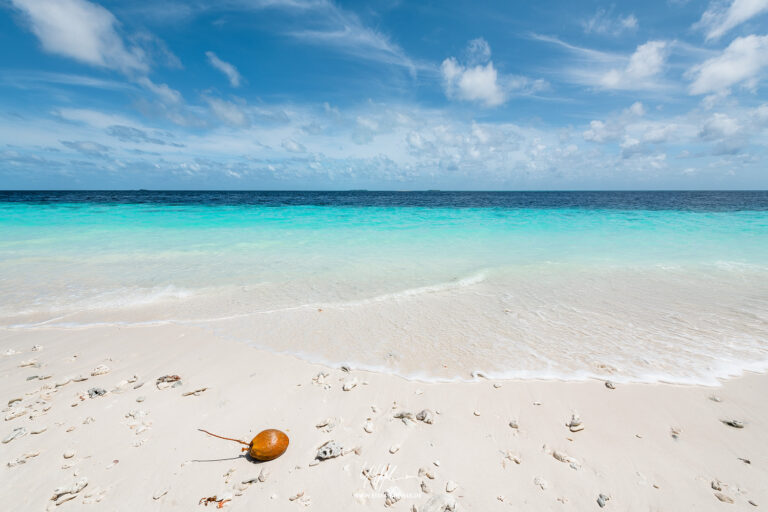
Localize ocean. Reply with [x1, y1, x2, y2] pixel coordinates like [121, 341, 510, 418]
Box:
[2, 190, 767, 385]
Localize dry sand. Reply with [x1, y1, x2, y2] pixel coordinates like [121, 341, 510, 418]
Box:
[1, 323, 766, 511]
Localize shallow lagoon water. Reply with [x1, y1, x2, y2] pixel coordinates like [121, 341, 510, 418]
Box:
[2, 191, 767, 384]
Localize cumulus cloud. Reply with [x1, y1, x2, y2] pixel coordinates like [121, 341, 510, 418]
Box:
[583, 120, 614, 143]
[699, 113, 741, 139]
[206, 51, 242, 87]
[599, 41, 668, 89]
[582, 8, 638, 36]
[441, 38, 546, 107]
[688, 35, 768, 94]
[11, 0, 147, 73]
[695, 0, 768, 40]
[627, 101, 646, 116]
[441, 58, 505, 107]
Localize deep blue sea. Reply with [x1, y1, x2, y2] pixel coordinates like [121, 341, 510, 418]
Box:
[1, 191, 767, 384]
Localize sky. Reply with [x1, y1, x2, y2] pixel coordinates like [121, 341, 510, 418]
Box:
[0, 0, 767, 190]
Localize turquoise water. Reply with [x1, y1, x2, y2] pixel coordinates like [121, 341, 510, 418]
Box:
[2, 193, 768, 384]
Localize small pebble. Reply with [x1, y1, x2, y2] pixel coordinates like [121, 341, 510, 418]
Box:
[63, 450, 75, 459]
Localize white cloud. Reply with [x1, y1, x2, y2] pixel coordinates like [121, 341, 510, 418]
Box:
[699, 113, 741, 138]
[583, 8, 638, 36]
[583, 120, 614, 142]
[11, 0, 147, 73]
[695, 0, 768, 40]
[205, 97, 249, 127]
[441, 57, 505, 107]
[600, 41, 668, 89]
[441, 39, 546, 107]
[136, 77, 182, 104]
[206, 51, 242, 87]
[688, 35, 768, 94]
[465, 38, 492, 64]
[532, 35, 671, 92]
[281, 138, 306, 153]
[285, 1, 418, 74]
[627, 101, 646, 116]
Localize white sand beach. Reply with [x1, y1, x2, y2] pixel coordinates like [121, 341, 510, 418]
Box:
[2, 323, 766, 511]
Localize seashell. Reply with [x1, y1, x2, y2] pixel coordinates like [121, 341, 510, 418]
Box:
[421, 481, 431, 493]
[316, 440, 343, 460]
[384, 487, 403, 507]
[709, 395, 722, 402]
[509, 419, 519, 429]
[416, 409, 435, 424]
[51, 477, 88, 502]
[5, 407, 26, 421]
[567, 413, 583, 432]
[315, 417, 339, 432]
[389, 444, 400, 454]
[533, 477, 548, 490]
[63, 449, 75, 459]
[605, 381, 615, 389]
[473, 410, 481, 416]
[31, 345, 42, 352]
[156, 375, 180, 389]
[597, 493, 610, 508]
[19, 359, 37, 367]
[55, 377, 72, 388]
[714, 492, 734, 504]
[553, 450, 581, 469]
[2, 427, 27, 444]
[722, 419, 744, 429]
[342, 378, 358, 391]
[711, 480, 723, 491]
[363, 421, 374, 433]
[445, 481, 458, 493]
[90, 365, 110, 376]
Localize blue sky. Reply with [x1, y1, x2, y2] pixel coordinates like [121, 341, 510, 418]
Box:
[1, 0, 767, 189]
